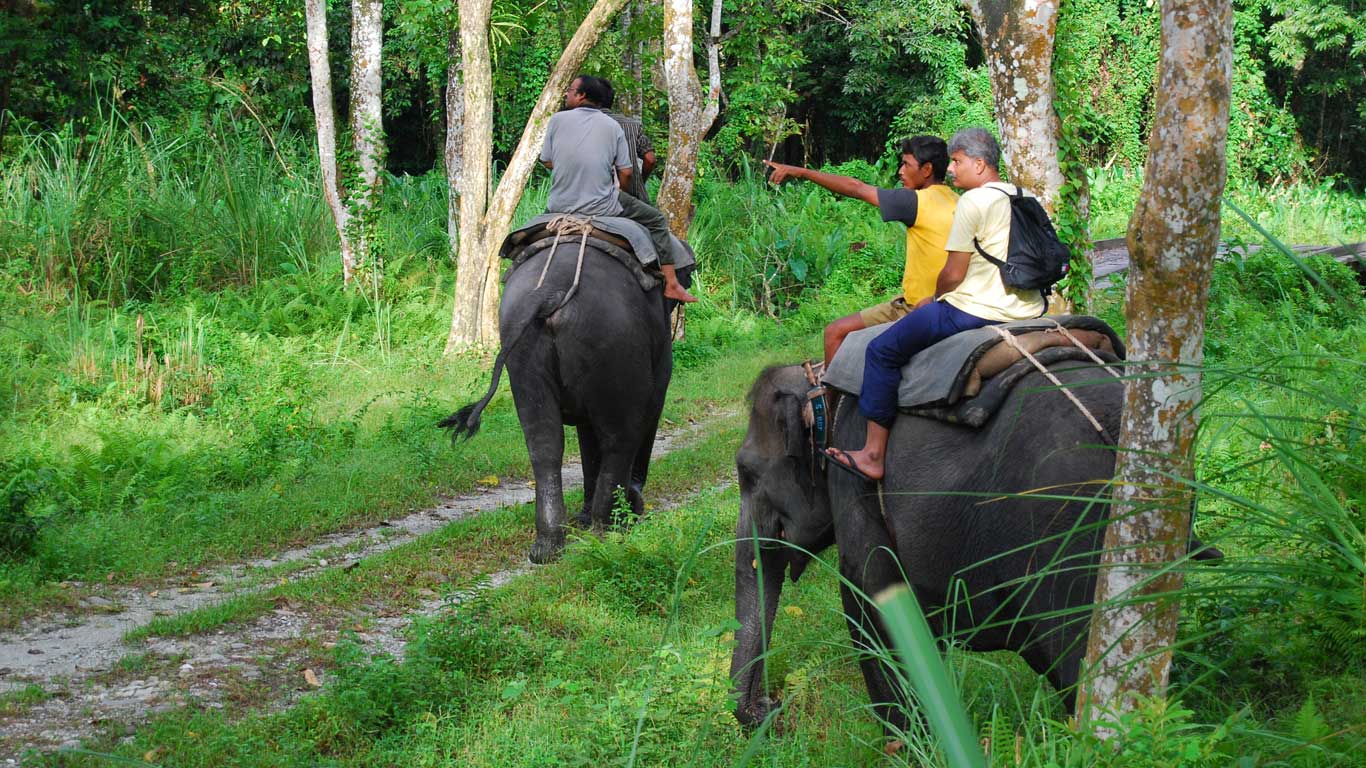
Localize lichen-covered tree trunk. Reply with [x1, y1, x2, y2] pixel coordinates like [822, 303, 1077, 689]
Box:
[1077, 0, 1232, 724]
[963, 0, 1065, 213]
[444, 28, 464, 265]
[349, 0, 384, 271]
[445, 0, 630, 352]
[657, 0, 723, 238]
[304, 0, 356, 284]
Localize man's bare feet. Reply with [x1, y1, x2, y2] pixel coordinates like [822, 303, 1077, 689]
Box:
[826, 446, 884, 481]
[664, 280, 698, 303]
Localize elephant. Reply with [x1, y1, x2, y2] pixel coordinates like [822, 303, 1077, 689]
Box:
[730, 360, 1124, 734]
[441, 237, 673, 564]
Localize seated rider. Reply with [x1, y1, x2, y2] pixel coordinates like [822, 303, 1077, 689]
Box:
[826, 127, 1048, 481]
[765, 135, 957, 368]
[539, 75, 696, 303]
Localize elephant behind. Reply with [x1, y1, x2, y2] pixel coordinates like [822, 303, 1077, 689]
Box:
[731, 361, 1123, 734]
[443, 237, 673, 564]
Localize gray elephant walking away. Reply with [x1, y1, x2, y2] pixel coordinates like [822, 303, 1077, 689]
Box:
[442, 240, 672, 564]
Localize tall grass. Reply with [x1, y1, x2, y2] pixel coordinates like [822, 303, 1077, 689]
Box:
[0, 109, 333, 301]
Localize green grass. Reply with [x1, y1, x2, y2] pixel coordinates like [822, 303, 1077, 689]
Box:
[3, 118, 1365, 764]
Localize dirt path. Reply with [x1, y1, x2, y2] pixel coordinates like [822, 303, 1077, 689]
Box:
[0, 416, 728, 759]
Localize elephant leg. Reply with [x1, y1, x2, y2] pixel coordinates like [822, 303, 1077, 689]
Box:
[628, 349, 670, 515]
[574, 424, 602, 529]
[839, 540, 915, 737]
[514, 392, 567, 565]
[589, 440, 639, 530]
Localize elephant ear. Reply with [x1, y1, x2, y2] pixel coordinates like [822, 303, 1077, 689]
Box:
[778, 393, 810, 459]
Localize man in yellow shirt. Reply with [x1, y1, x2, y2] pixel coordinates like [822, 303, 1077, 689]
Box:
[764, 135, 958, 367]
[826, 127, 1047, 481]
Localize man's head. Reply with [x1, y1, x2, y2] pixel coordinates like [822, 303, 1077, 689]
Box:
[946, 127, 1002, 190]
[600, 77, 617, 109]
[565, 75, 611, 109]
[895, 135, 949, 190]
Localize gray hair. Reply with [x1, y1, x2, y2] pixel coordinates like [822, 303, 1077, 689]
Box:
[948, 127, 1001, 170]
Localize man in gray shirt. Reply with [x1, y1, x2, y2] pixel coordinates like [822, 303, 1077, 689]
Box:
[540, 75, 696, 303]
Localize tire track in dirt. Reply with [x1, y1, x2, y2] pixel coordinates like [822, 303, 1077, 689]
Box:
[0, 414, 733, 758]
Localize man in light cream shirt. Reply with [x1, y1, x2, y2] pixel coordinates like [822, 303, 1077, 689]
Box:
[826, 127, 1046, 481]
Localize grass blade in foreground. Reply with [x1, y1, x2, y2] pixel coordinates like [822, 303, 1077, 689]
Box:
[875, 584, 985, 768]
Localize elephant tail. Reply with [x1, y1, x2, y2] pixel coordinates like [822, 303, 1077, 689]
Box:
[437, 287, 564, 442]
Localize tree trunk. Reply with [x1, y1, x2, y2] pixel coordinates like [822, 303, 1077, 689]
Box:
[657, 0, 723, 239]
[445, 0, 631, 353]
[963, 0, 1065, 213]
[305, 0, 357, 284]
[350, 0, 384, 273]
[1077, 0, 1232, 725]
[444, 27, 464, 264]
[350, 0, 384, 197]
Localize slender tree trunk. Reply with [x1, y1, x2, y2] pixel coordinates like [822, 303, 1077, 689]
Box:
[305, 0, 357, 284]
[444, 27, 464, 263]
[620, 3, 635, 116]
[657, 0, 723, 238]
[349, 0, 384, 273]
[963, 0, 1065, 213]
[445, 0, 631, 352]
[629, 0, 645, 116]
[350, 0, 384, 197]
[1077, 0, 1232, 725]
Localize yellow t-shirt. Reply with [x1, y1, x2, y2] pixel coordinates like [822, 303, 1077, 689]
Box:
[902, 185, 958, 303]
[939, 182, 1046, 322]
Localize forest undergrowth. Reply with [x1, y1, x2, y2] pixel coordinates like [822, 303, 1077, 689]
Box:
[1, 122, 1364, 764]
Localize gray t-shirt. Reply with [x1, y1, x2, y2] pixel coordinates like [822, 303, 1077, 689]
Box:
[540, 107, 631, 217]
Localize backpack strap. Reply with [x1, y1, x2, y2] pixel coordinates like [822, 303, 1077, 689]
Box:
[971, 184, 1016, 269]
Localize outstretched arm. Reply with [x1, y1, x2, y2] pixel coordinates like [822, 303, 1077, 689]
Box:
[763, 160, 879, 207]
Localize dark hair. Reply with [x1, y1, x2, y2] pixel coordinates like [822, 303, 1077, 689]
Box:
[600, 77, 617, 109]
[573, 74, 611, 107]
[897, 135, 949, 181]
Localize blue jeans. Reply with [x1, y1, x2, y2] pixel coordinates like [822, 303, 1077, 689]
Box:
[860, 301, 998, 428]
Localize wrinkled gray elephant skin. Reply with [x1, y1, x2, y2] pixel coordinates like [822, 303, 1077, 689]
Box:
[441, 245, 672, 564]
[731, 363, 1122, 734]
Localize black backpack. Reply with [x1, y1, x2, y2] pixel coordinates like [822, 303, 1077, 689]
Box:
[973, 185, 1071, 296]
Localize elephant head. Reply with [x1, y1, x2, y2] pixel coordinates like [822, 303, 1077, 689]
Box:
[731, 365, 835, 727]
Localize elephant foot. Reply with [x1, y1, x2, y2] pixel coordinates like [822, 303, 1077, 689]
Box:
[734, 695, 782, 731]
[571, 506, 591, 529]
[528, 531, 565, 564]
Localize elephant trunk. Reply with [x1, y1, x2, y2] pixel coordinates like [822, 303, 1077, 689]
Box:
[730, 508, 787, 727]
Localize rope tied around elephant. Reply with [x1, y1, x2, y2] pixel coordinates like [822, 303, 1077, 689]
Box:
[535, 214, 596, 311]
[987, 325, 1112, 440]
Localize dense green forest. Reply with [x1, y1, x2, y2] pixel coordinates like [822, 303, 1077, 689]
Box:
[1, 0, 1364, 764]
[2, 0, 1364, 183]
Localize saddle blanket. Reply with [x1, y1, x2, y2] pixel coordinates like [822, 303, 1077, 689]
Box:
[501, 214, 695, 270]
[824, 313, 1124, 426]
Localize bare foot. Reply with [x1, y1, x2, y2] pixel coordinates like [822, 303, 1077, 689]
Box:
[664, 281, 698, 303]
[825, 446, 884, 481]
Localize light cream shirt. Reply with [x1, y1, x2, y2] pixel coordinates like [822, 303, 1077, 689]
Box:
[939, 182, 1047, 322]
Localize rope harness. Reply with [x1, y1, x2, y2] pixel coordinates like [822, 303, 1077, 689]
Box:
[535, 215, 596, 313]
[1046, 318, 1122, 378]
[987, 325, 1112, 440]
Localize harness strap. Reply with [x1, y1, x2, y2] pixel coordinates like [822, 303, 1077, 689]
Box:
[1047, 319, 1122, 377]
[988, 325, 1110, 438]
[801, 361, 829, 474]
